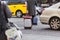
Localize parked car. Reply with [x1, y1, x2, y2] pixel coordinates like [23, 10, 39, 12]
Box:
[40, 2, 60, 30]
[4, 0, 27, 17]
[35, 6, 44, 15]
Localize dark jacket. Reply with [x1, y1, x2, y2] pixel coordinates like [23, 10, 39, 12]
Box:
[26, 0, 36, 16]
[0, 1, 12, 40]
[0, 1, 12, 29]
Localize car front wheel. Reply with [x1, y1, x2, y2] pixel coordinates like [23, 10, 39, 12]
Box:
[16, 11, 22, 17]
[49, 17, 60, 30]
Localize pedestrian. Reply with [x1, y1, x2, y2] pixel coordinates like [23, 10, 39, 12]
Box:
[26, 0, 36, 25]
[0, 1, 12, 40]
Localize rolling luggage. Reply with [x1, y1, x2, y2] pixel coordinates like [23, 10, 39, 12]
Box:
[23, 16, 32, 29]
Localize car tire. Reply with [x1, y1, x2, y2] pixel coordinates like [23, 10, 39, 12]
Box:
[49, 17, 60, 30]
[16, 10, 22, 18]
[24, 27, 32, 29]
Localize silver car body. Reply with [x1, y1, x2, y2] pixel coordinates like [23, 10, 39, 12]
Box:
[40, 2, 60, 24]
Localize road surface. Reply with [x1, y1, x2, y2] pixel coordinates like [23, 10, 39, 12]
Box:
[9, 16, 60, 40]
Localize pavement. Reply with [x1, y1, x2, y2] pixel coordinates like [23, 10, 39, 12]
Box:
[9, 16, 60, 40]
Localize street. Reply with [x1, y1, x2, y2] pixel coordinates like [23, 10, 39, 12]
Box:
[9, 16, 60, 40]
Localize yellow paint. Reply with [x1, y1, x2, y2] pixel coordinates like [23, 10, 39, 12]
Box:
[8, 3, 27, 16]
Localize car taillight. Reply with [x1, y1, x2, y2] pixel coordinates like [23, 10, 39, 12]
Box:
[23, 5, 27, 7]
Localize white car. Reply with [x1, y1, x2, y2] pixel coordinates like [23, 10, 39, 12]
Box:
[40, 2, 60, 30]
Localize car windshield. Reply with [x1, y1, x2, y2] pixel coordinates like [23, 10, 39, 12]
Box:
[48, 2, 60, 8]
[4, 0, 25, 4]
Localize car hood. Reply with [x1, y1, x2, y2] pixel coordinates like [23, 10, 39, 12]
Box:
[44, 7, 58, 11]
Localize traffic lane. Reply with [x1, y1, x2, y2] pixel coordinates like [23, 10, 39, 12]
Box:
[21, 25, 60, 37]
[9, 18, 60, 40]
[21, 25, 60, 40]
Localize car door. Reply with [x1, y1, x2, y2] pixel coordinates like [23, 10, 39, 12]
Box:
[8, 0, 18, 16]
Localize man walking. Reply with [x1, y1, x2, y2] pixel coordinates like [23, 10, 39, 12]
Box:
[0, 1, 12, 40]
[26, 0, 36, 25]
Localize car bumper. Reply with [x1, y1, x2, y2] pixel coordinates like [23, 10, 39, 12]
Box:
[40, 15, 50, 24]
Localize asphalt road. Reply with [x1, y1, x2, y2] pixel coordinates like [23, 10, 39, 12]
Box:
[9, 16, 60, 40]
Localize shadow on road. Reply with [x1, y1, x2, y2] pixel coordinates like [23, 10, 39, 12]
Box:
[42, 28, 60, 31]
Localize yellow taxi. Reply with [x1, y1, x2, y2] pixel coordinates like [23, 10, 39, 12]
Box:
[5, 0, 27, 17]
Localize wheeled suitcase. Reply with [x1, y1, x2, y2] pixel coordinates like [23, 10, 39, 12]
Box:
[23, 16, 32, 29]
